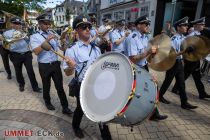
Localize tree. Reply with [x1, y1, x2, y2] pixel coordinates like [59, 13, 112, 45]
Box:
[3, 0, 47, 11]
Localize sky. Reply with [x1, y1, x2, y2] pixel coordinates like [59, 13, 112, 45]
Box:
[44, 0, 88, 8]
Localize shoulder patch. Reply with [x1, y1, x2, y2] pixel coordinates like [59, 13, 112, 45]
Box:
[171, 36, 176, 41]
[132, 33, 137, 38]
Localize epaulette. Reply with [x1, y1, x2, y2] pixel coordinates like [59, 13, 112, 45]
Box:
[171, 36, 177, 41]
[132, 33, 137, 38]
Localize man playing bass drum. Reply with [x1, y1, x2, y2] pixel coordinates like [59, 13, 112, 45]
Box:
[125, 15, 168, 121]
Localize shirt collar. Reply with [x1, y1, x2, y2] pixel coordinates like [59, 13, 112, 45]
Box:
[77, 40, 89, 48]
[134, 30, 144, 38]
[39, 30, 49, 34]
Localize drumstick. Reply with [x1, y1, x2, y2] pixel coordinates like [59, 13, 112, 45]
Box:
[51, 50, 67, 60]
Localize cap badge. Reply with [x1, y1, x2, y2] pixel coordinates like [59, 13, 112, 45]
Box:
[83, 18, 87, 22]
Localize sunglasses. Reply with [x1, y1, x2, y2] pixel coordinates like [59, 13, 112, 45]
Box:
[78, 24, 92, 30]
[42, 22, 51, 25]
[13, 22, 22, 25]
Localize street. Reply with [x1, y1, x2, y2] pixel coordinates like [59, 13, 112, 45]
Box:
[0, 55, 210, 140]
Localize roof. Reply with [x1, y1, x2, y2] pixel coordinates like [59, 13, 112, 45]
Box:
[64, 0, 83, 7]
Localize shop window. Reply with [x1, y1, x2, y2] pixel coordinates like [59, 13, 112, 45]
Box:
[114, 11, 124, 20]
[103, 13, 112, 20]
[140, 5, 149, 16]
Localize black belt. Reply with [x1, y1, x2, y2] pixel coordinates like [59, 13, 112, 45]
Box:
[39, 61, 60, 65]
[10, 51, 31, 55]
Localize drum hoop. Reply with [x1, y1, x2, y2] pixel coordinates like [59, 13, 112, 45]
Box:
[80, 52, 134, 122]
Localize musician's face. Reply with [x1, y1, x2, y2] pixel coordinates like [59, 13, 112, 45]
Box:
[12, 23, 21, 30]
[195, 24, 205, 31]
[76, 23, 92, 40]
[178, 25, 188, 33]
[137, 22, 150, 33]
[39, 21, 51, 31]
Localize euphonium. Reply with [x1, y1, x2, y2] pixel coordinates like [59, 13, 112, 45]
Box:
[2, 30, 27, 50]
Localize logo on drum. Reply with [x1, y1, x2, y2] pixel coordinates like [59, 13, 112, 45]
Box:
[101, 61, 119, 70]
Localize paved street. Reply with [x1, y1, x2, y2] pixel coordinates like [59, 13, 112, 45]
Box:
[0, 55, 210, 140]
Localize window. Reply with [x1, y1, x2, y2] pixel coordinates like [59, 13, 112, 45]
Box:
[140, 5, 149, 16]
[59, 16, 61, 21]
[63, 15, 65, 21]
[103, 13, 112, 20]
[125, 8, 139, 22]
[56, 16, 58, 21]
[114, 11, 124, 21]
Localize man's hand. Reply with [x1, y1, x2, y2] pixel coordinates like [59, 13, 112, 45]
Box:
[46, 34, 57, 42]
[65, 57, 76, 69]
[185, 46, 194, 54]
[125, 31, 130, 37]
[149, 45, 159, 54]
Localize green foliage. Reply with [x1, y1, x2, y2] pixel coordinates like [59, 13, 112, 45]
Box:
[2, 0, 47, 11]
[0, 2, 24, 17]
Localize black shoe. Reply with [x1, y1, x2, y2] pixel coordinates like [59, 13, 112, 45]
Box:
[62, 108, 73, 115]
[33, 87, 42, 93]
[19, 86, 24, 92]
[7, 74, 12, 80]
[171, 89, 179, 95]
[199, 94, 210, 99]
[73, 128, 84, 139]
[150, 114, 168, 121]
[159, 97, 170, 104]
[181, 102, 198, 110]
[45, 103, 55, 110]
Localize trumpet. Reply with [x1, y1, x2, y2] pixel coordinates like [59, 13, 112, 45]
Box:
[2, 30, 27, 50]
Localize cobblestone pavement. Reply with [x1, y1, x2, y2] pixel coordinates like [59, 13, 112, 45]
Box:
[0, 55, 210, 140]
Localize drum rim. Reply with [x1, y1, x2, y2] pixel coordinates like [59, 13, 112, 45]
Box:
[80, 52, 134, 122]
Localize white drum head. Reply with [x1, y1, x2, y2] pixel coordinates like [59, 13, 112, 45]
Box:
[80, 52, 133, 122]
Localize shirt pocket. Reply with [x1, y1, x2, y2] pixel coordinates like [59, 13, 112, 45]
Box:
[77, 51, 91, 63]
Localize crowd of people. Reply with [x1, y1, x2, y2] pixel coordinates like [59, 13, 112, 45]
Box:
[0, 12, 210, 139]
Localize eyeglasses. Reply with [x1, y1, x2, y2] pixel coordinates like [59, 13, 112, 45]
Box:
[78, 24, 92, 30]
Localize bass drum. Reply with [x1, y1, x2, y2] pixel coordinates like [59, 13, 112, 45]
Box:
[80, 52, 134, 123]
[112, 66, 158, 126]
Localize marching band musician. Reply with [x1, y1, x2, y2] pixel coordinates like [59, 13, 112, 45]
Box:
[159, 17, 198, 109]
[0, 28, 12, 77]
[125, 15, 168, 121]
[3, 17, 41, 92]
[63, 15, 112, 140]
[110, 19, 130, 54]
[30, 13, 73, 115]
[172, 17, 210, 99]
[97, 18, 112, 53]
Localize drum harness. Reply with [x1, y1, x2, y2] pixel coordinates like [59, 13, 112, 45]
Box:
[68, 43, 94, 97]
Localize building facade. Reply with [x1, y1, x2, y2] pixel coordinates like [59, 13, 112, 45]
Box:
[154, 0, 210, 36]
[100, 0, 158, 35]
[87, 0, 101, 24]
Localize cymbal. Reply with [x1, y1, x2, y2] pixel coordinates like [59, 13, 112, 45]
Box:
[182, 35, 210, 61]
[148, 48, 177, 71]
[148, 34, 171, 64]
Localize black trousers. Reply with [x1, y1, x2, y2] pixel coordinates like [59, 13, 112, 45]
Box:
[159, 60, 188, 104]
[38, 61, 68, 109]
[173, 60, 207, 97]
[9, 52, 39, 89]
[0, 47, 11, 75]
[72, 84, 111, 139]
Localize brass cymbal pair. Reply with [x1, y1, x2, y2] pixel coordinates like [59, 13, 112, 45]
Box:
[147, 34, 176, 71]
[182, 35, 210, 61]
[147, 34, 210, 71]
